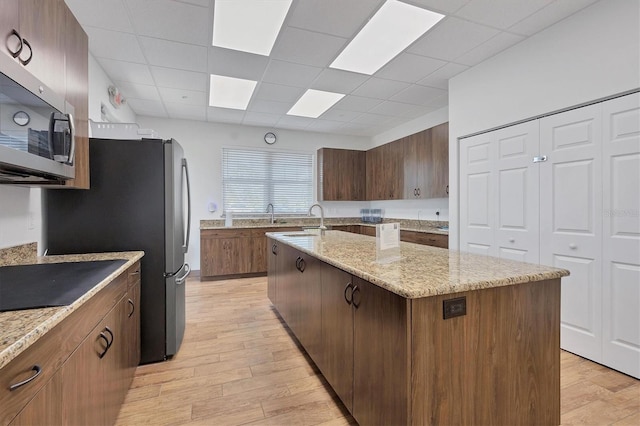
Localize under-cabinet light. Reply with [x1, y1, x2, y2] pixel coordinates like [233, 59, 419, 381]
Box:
[287, 89, 345, 118]
[209, 74, 257, 110]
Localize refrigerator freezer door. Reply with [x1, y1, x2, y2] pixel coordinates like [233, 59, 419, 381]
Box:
[166, 262, 188, 356]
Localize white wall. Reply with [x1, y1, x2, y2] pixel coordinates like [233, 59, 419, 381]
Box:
[448, 0, 640, 249]
[0, 186, 44, 252]
[136, 116, 370, 269]
[88, 53, 137, 123]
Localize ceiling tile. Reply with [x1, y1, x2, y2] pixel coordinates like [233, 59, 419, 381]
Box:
[208, 47, 270, 81]
[114, 81, 161, 101]
[352, 112, 396, 126]
[288, 0, 383, 38]
[165, 103, 207, 120]
[247, 99, 292, 115]
[408, 17, 499, 61]
[262, 60, 323, 88]
[207, 107, 244, 123]
[65, 0, 134, 33]
[455, 0, 554, 30]
[454, 31, 526, 66]
[243, 111, 281, 126]
[351, 78, 411, 100]
[306, 118, 345, 132]
[319, 108, 363, 122]
[125, 0, 210, 45]
[139, 36, 208, 72]
[402, 104, 439, 119]
[85, 27, 146, 62]
[97, 58, 154, 85]
[158, 87, 207, 105]
[375, 53, 447, 83]
[171, 0, 211, 9]
[422, 94, 449, 109]
[126, 98, 168, 116]
[276, 115, 314, 129]
[508, 0, 599, 36]
[150, 67, 208, 91]
[369, 100, 422, 117]
[271, 27, 348, 67]
[334, 95, 383, 112]
[390, 84, 446, 105]
[311, 69, 369, 94]
[402, 0, 471, 14]
[417, 62, 469, 89]
[254, 83, 305, 103]
[339, 121, 382, 136]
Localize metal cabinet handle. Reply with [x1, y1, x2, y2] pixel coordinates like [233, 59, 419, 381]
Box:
[7, 29, 22, 58]
[272, 243, 277, 255]
[129, 270, 140, 276]
[9, 365, 41, 391]
[417, 188, 421, 196]
[104, 326, 114, 347]
[298, 258, 306, 273]
[98, 332, 110, 358]
[446, 185, 449, 195]
[295, 257, 301, 271]
[128, 299, 135, 317]
[352, 285, 360, 308]
[344, 282, 353, 305]
[19, 38, 32, 66]
[413, 188, 417, 196]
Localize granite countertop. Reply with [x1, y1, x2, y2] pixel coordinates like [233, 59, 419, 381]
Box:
[0, 251, 144, 370]
[200, 217, 449, 235]
[267, 231, 569, 299]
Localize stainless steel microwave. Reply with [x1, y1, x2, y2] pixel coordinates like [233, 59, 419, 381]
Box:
[0, 52, 75, 184]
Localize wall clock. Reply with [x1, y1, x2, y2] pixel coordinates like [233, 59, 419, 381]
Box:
[13, 111, 30, 126]
[264, 132, 276, 145]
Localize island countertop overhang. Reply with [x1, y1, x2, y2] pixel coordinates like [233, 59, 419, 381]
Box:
[266, 230, 569, 299]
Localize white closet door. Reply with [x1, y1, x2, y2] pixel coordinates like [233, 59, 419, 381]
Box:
[460, 132, 496, 256]
[494, 121, 540, 263]
[601, 93, 640, 379]
[540, 104, 603, 361]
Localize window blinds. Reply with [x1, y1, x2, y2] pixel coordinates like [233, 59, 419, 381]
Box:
[222, 147, 314, 214]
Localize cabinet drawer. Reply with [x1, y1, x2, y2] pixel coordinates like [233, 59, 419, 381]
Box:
[201, 228, 252, 238]
[127, 261, 141, 288]
[400, 231, 448, 248]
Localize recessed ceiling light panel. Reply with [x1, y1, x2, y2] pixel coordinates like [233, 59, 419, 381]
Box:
[330, 0, 444, 75]
[212, 0, 292, 56]
[209, 74, 257, 110]
[287, 89, 345, 118]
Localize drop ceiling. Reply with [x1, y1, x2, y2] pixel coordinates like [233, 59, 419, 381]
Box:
[64, 0, 598, 137]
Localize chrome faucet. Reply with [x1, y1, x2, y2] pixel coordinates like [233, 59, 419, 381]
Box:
[308, 203, 326, 230]
[266, 203, 275, 224]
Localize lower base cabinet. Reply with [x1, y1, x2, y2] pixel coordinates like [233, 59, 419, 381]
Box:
[3, 261, 141, 426]
[333, 225, 448, 249]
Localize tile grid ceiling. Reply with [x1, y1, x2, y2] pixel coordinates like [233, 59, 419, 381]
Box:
[64, 0, 598, 137]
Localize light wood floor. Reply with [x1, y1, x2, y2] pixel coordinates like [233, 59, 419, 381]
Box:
[115, 277, 640, 426]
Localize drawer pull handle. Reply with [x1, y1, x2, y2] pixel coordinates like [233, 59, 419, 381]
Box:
[129, 270, 140, 276]
[9, 365, 42, 391]
[295, 257, 301, 271]
[98, 333, 109, 358]
[104, 326, 114, 347]
[298, 258, 306, 273]
[272, 243, 277, 255]
[344, 282, 353, 305]
[19, 38, 32, 66]
[7, 29, 22, 58]
[128, 299, 135, 317]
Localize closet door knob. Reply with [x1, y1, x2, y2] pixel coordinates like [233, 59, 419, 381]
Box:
[569, 243, 577, 250]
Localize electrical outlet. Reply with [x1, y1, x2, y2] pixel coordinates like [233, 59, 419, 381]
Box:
[435, 210, 440, 217]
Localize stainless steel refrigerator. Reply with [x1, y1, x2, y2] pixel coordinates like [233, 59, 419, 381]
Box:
[45, 137, 191, 364]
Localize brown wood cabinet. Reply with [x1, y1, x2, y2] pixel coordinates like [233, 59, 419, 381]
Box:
[1, 261, 141, 426]
[428, 122, 449, 198]
[366, 141, 404, 200]
[317, 148, 366, 201]
[400, 230, 448, 249]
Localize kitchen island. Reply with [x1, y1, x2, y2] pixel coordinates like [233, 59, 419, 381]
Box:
[266, 230, 569, 426]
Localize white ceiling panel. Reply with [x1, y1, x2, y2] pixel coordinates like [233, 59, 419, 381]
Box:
[165, 103, 207, 120]
[402, 0, 471, 14]
[207, 47, 270, 81]
[126, 98, 168, 116]
[306, 118, 345, 132]
[114, 81, 161, 101]
[125, 0, 210, 45]
[375, 53, 447, 83]
[98, 58, 155, 85]
[276, 115, 315, 129]
[65, 0, 132, 32]
[158, 87, 207, 105]
[254, 83, 305, 103]
[352, 78, 411, 100]
[352, 112, 396, 126]
[454, 31, 526, 66]
[139, 36, 208, 72]
[271, 27, 348, 67]
[455, 0, 554, 30]
[243, 111, 281, 126]
[262, 60, 323, 87]
[311, 69, 369, 94]
[417, 62, 469, 89]
[288, 0, 383, 38]
[369, 100, 422, 117]
[401, 104, 439, 119]
[247, 99, 292, 115]
[390, 84, 447, 105]
[339, 121, 383, 136]
[508, 0, 599, 36]
[319, 108, 363, 122]
[173, 0, 211, 7]
[334, 95, 383, 112]
[408, 17, 499, 61]
[207, 106, 244, 123]
[85, 27, 146, 62]
[150, 67, 208, 92]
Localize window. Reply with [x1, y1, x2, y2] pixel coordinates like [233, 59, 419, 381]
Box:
[222, 147, 314, 215]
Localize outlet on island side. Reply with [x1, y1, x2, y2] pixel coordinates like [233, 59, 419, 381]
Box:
[443, 297, 466, 319]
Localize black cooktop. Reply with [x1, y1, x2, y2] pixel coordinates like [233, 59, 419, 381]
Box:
[0, 259, 128, 312]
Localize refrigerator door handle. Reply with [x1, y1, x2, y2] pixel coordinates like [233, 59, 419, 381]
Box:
[175, 263, 191, 285]
[182, 158, 192, 254]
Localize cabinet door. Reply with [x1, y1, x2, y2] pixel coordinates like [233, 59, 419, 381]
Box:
[366, 142, 403, 200]
[352, 277, 409, 426]
[9, 375, 62, 426]
[428, 122, 449, 198]
[0, 1, 20, 60]
[267, 238, 278, 305]
[294, 252, 322, 361]
[318, 148, 366, 201]
[403, 132, 429, 199]
[202, 237, 253, 276]
[124, 279, 141, 387]
[319, 263, 354, 412]
[275, 243, 297, 323]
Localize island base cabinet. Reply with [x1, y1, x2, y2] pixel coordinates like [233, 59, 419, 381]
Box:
[410, 279, 560, 425]
[9, 375, 62, 426]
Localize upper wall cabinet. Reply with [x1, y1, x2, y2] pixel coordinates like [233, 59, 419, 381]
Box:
[366, 140, 404, 200]
[1, 0, 89, 188]
[318, 148, 367, 201]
